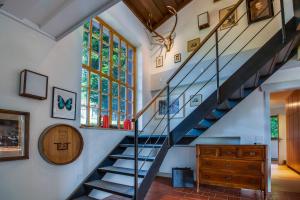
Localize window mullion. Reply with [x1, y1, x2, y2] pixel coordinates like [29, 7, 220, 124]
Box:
[109, 27, 113, 128]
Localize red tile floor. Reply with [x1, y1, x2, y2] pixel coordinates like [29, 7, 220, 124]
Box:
[105, 176, 300, 200]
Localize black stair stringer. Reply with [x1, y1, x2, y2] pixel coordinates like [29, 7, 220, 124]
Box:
[171, 18, 300, 145]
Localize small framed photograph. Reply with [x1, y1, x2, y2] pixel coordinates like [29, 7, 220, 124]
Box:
[174, 53, 181, 63]
[246, 0, 274, 24]
[219, 5, 238, 30]
[190, 94, 202, 107]
[156, 56, 163, 68]
[198, 12, 210, 30]
[155, 95, 185, 119]
[52, 87, 77, 120]
[187, 38, 201, 52]
[19, 69, 48, 100]
[0, 109, 30, 162]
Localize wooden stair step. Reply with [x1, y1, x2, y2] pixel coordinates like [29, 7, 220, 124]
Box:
[109, 154, 155, 162]
[84, 180, 134, 198]
[98, 166, 147, 177]
[73, 195, 98, 200]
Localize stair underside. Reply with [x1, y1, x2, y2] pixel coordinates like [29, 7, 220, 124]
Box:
[109, 154, 155, 161]
[99, 166, 147, 178]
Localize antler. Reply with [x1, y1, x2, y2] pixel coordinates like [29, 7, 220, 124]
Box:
[166, 6, 178, 39]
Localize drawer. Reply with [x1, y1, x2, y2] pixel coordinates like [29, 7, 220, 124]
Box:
[219, 147, 237, 159]
[198, 147, 218, 157]
[237, 147, 265, 161]
[200, 159, 263, 175]
[199, 171, 262, 190]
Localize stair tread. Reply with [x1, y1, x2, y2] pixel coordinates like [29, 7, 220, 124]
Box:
[99, 166, 147, 177]
[109, 154, 155, 161]
[85, 180, 134, 198]
[120, 144, 162, 148]
[73, 195, 98, 200]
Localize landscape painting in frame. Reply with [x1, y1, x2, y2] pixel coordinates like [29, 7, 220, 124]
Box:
[219, 5, 238, 30]
[0, 109, 29, 161]
[156, 95, 184, 119]
[246, 0, 274, 24]
[52, 87, 77, 120]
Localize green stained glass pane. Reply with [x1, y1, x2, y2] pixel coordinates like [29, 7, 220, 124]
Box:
[112, 98, 118, 112]
[120, 86, 126, 100]
[128, 89, 133, 102]
[81, 87, 88, 106]
[120, 70, 126, 83]
[92, 37, 99, 53]
[121, 56, 126, 69]
[102, 43, 110, 61]
[81, 106, 87, 125]
[271, 116, 279, 138]
[112, 82, 118, 97]
[91, 52, 99, 70]
[121, 42, 127, 56]
[128, 60, 133, 74]
[90, 73, 99, 90]
[113, 36, 120, 52]
[82, 47, 88, 65]
[101, 95, 109, 110]
[113, 51, 119, 66]
[83, 31, 89, 49]
[120, 100, 126, 113]
[89, 108, 99, 125]
[103, 27, 110, 44]
[101, 78, 109, 94]
[102, 60, 109, 75]
[127, 73, 133, 87]
[81, 69, 88, 87]
[83, 21, 90, 30]
[90, 91, 99, 107]
[92, 20, 100, 38]
[112, 66, 118, 80]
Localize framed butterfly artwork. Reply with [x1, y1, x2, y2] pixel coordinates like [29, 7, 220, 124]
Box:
[51, 87, 77, 120]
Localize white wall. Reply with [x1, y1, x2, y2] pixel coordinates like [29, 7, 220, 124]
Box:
[0, 2, 151, 199]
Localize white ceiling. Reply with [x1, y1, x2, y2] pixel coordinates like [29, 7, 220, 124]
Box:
[0, 0, 121, 40]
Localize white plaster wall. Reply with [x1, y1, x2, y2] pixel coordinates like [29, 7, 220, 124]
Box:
[0, 2, 151, 199]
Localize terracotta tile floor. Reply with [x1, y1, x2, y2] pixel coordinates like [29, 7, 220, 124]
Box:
[105, 176, 300, 200]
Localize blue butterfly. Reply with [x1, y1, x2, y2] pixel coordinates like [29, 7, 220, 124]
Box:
[57, 95, 72, 111]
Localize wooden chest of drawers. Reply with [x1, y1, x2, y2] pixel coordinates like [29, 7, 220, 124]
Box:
[196, 145, 267, 198]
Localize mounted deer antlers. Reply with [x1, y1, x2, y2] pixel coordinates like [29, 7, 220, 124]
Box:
[147, 6, 178, 53]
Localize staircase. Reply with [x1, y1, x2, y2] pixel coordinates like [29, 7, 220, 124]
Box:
[67, 0, 300, 199]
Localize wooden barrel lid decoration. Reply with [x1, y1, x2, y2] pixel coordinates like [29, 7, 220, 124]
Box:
[38, 124, 83, 165]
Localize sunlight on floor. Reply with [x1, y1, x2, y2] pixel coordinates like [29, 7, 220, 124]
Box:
[271, 164, 300, 193]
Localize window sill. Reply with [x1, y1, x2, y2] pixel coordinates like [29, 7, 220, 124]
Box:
[80, 125, 133, 132]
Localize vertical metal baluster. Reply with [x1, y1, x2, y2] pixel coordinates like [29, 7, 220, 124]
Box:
[167, 84, 171, 147]
[215, 31, 220, 104]
[280, 0, 286, 44]
[134, 119, 139, 200]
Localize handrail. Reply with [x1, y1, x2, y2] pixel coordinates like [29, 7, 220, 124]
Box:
[132, 0, 244, 122]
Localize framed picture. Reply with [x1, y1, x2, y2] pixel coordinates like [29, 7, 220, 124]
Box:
[246, 0, 274, 24]
[187, 38, 201, 52]
[156, 56, 163, 68]
[219, 5, 238, 30]
[198, 12, 210, 30]
[190, 94, 202, 107]
[52, 87, 77, 120]
[19, 69, 48, 100]
[155, 95, 185, 119]
[0, 109, 30, 161]
[174, 53, 181, 63]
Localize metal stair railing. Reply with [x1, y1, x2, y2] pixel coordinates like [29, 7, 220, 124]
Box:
[131, 0, 287, 199]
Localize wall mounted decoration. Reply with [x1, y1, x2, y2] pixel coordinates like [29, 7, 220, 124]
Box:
[156, 56, 163, 68]
[0, 109, 30, 162]
[246, 0, 274, 24]
[52, 87, 77, 120]
[198, 12, 210, 30]
[187, 38, 201, 52]
[174, 53, 181, 63]
[38, 124, 83, 165]
[190, 94, 203, 107]
[19, 69, 48, 100]
[219, 5, 238, 30]
[155, 95, 185, 119]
